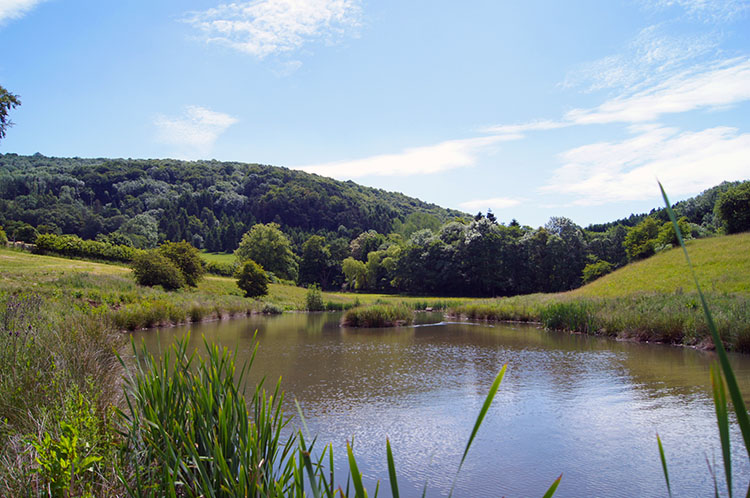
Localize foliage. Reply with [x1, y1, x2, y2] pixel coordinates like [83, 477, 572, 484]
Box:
[305, 284, 325, 311]
[158, 240, 205, 287]
[29, 387, 106, 498]
[582, 259, 614, 284]
[298, 234, 339, 289]
[715, 181, 750, 234]
[0, 153, 461, 253]
[131, 250, 185, 290]
[235, 223, 298, 281]
[35, 233, 142, 263]
[655, 216, 691, 249]
[624, 217, 660, 260]
[117, 335, 298, 497]
[236, 259, 269, 298]
[342, 256, 367, 290]
[0, 85, 21, 142]
[0, 225, 6, 245]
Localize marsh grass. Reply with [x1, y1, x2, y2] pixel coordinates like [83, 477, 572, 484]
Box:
[341, 303, 414, 327]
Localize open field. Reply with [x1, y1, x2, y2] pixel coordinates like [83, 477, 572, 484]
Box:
[573, 232, 750, 298]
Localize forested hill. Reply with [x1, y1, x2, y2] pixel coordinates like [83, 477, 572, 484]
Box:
[0, 153, 464, 251]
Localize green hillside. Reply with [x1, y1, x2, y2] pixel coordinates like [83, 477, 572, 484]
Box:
[572, 232, 750, 298]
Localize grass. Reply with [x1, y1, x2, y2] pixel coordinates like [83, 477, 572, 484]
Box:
[341, 303, 414, 327]
[572, 232, 750, 298]
[200, 251, 236, 265]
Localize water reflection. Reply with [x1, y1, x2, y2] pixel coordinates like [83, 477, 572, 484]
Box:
[133, 312, 750, 497]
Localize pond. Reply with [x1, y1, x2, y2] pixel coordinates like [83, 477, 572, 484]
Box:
[132, 312, 750, 497]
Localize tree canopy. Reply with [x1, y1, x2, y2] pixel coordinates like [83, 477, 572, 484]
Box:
[234, 223, 298, 281]
[0, 86, 21, 142]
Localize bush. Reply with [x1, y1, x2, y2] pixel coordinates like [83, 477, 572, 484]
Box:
[582, 260, 614, 284]
[236, 260, 269, 298]
[204, 260, 236, 277]
[158, 240, 205, 287]
[305, 284, 325, 311]
[0, 226, 7, 246]
[132, 251, 185, 290]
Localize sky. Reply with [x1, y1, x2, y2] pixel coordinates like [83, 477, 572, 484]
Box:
[1, 0, 749, 228]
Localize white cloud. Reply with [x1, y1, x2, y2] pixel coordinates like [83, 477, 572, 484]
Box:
[0, 0, 46, 25]
[561, 25, 719, 93]
[640, 0, 750, 22]
[481, 119, 566, 136]
[184, 0, 362, 58]
[459, 197, 522, 212]
[154, 106, 238, 157]
[296, 135, 512, 178]
[565, 57, 750, 124]
[540, 125, 750, 205]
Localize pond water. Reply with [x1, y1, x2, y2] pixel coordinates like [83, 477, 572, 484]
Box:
[132, 312, 750, 497]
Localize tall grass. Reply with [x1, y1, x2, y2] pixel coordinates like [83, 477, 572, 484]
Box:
[657, 183, 750, 497]
[341, 303, 414, 327]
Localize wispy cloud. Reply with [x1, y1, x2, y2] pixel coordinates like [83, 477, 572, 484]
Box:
[459, 197, 522, 212]
[297, 135, 512, 178]
[0, 0, 46, 25]
[561, 25, 719, 93]
[154, 106, 238, 157]
[640, 0, 750, 23]
[565, 57, 750, 124]
[540, 125, 750, 205]
[184, 0, 362, 59]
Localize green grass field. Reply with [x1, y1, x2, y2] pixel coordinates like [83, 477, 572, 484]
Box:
[573, 232, 750, 298]
[200, 251, 236, 265]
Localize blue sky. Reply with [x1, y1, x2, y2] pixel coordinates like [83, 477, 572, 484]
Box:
[1, 0, 749, 228]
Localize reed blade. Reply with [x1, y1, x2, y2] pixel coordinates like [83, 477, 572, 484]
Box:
[347, 441, 368, 498]
[542, 474, 562, 498]
[386, 438, 400, 498]
[660, 182, 750, 458]
[711, 364, 733, 498]
[657, 433, 672, 498]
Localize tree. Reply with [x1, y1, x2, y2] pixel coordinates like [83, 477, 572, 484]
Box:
[132, 251, 186, 290]
[298, 235, 337, 289]
[624, 217, 659, 261]
[159, 240, 205, 287]
[715, 182, 750, 234]
[0, 85, 21, 142]
[342, 257, 367, 290]
[236, 259, 269, 298]
[234, 223, 298, 281]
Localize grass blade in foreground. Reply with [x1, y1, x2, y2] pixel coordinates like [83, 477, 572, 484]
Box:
[660, 182, 750, 457]
[448, 364, 507, 498]
[386, 438, 400, 498]
[347, 441, 367, 498]
[657, 433, 672, 498]
[542, 474, 563, 498]
[711, 364, 732, 498]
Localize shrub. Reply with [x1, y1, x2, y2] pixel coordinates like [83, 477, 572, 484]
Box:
[582, 259, 614, 284]
[132, 251, 185, 290]
[236, 260, 269, 298]
[158, 240, 205, 287]
[204, 260, 236, 277]
[0, 226, 7, 246]
[305, 284, 325, 311]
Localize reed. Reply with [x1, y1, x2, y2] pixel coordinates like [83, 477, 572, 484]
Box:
[341, 303, 414, 327]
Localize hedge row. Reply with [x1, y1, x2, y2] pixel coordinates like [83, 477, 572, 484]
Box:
[35, 233, 144, 263]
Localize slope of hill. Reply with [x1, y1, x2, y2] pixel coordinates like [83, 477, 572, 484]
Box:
[0, 153, 464, 251]
[571, 232, 750, 297]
